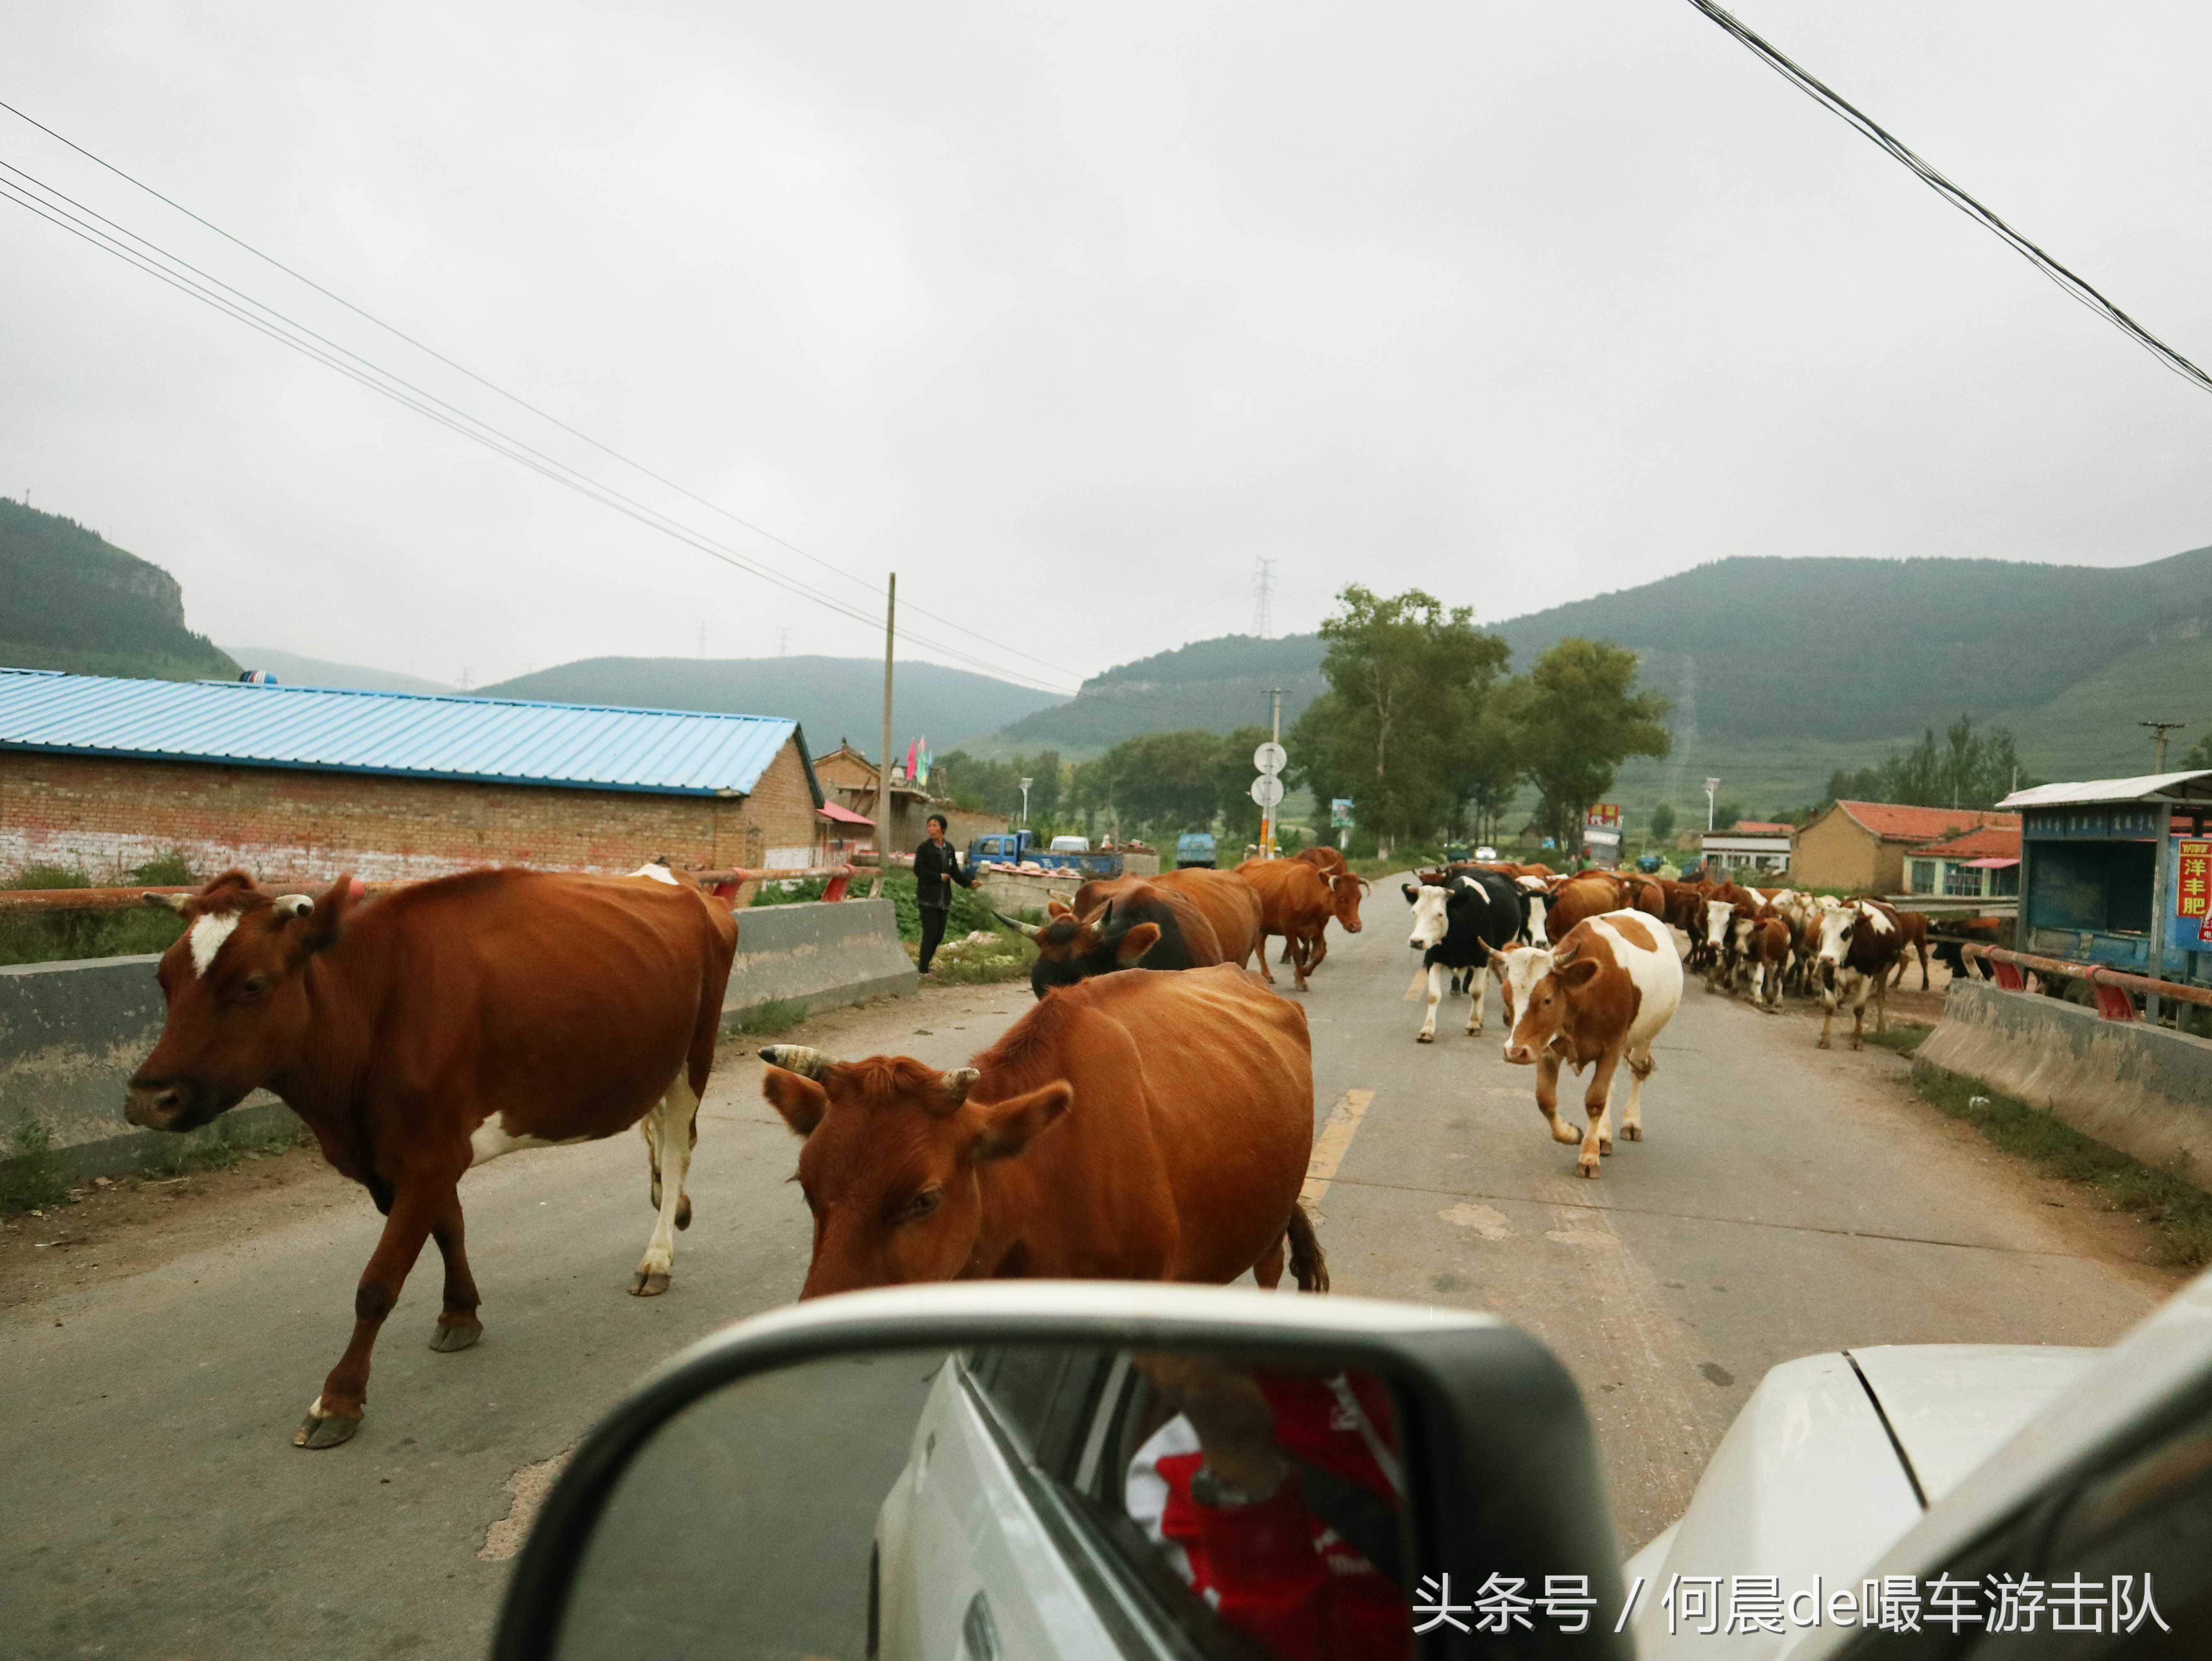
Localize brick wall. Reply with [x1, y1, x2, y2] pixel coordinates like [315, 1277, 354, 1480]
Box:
[0, 738, 825, 884]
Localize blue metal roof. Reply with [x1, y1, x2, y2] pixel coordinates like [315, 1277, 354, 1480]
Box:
[0, 669, 822, 800]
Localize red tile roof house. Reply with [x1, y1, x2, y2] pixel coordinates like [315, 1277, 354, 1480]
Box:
[1903, 823, 2024, 899]
[1792, 800, 2022, 893]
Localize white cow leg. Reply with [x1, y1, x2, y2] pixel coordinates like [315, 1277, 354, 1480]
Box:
[1535, 1051, 1579, 1145]
[640, 1110, 663, 1211]
[1417, 961, 1445, 1042]
[1818, 986, 1837, 1049]
[1464, 961, 1488, 1035]
[1621, 1044, 1654, 1142]
[631, 1075, 698, 1297]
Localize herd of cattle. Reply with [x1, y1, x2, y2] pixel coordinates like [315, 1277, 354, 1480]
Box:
[114, 848, 1941, 1449]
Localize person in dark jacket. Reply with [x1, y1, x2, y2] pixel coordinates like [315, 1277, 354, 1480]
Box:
[913, 814, 974, 974]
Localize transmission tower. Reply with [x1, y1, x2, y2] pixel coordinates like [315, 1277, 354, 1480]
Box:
[1253, 557, 1275, 638]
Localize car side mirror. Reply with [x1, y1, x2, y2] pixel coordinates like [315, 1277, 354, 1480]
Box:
[493, 1283, 1630, 1660]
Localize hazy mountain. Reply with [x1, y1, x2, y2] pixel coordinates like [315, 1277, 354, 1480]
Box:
[478, 654, 1065, 752]
[978, 633, 1326, 757]
[0, 498, 238, 682]
[222, 647, 453, 695]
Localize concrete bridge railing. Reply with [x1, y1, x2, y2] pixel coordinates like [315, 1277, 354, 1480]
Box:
[0, 897, 915, 1186]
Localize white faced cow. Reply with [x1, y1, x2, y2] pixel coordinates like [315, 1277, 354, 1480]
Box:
[1487, 910, 1683, 1178]
[1813, 897, 1906, 1049]
[1402, 872, 1524, 1042]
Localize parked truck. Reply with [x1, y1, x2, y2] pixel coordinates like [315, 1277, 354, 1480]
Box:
[965, 830, 1123, 880]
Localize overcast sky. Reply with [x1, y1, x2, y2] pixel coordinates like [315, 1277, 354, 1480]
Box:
[5, 2, 2210, 695]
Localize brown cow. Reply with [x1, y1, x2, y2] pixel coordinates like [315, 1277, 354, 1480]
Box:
[1090, 866, 1266, 975]
[1725, 904, 1791, 1010]
[1290, 845, 1368, 970]
[125, 864, 738, 1448]
[1013, 882, 1223, 998]
[1540, 875, 1622, 945]
[759, 964, 1324, 1296]
[1485, 911, 1686, 1178]
[1888, 909, 1933, 990]
[1235, 856, 1365, 988]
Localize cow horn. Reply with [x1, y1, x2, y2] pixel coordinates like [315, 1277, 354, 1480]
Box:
[1552, 943, 1580, 967]
[142, 891, 192, 913]
[1048, 889, 1077, 911]
[942, 1067, 981, 1105]
[271, 893, 314, 919]
[759, 1045, 834, 1078]
[991, 909, 1042, 940]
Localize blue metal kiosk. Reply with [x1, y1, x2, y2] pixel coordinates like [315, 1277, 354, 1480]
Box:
[2002, 770, 2212, 1007]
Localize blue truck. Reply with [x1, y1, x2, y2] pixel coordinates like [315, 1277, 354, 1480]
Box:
[1175, 832, 1218, 870]
[966, 830, 1124, 881]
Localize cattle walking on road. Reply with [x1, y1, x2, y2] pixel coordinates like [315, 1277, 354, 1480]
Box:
[1815, 897, 1909, 1050]
[1488, 910, 1684, 1178]
[1403, 872, 1525, 1041]
[758, 964, 1324, 1296]
[1235, 855, 1364, 990]
[1008, 881, 1223, 997]
[1086, 866, 1265, 973]
[126, 864, 739, 1449]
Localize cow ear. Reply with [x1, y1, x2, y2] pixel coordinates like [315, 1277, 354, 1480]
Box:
[1556, 958, 1602, 988]
[1400, 884, 1418, 904]
[964, 1082, 1073, 1164]
[1113, 922, 1161, 965]
[1047, 899, 1075, 921]
[296, 872, 359, 958]
[761, 1065, 829, 1137]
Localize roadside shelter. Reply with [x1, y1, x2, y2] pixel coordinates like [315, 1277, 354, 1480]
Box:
[1999, 770, 2212, 982]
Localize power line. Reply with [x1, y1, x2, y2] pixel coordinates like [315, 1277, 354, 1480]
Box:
[1681, 0, 2212, 398]
[0, 100, 1082, 686]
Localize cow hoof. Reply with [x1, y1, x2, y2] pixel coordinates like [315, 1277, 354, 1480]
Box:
[676, 1194, 692, 1231]
[1623, 1124, 1642, 1141]
[1416, 1031, 1434, 1044]
[294, 1408, 362, 1449]
[1466, 1024, 1483, 1038]
[1575, 1160, 1600, 1179]
[1549, 1120, 1581, 1145]
[1816, 1038, 1831, 1050]
[629, 1269, 671, 1297]
[430, 1316, 483, 1353]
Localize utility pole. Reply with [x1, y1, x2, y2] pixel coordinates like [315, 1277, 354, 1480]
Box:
[1018, 775, 1033, 828]
[2141, 719, 2188, 771]
[1704, 777, 1720, 832]
[876, 574, 896, 879]
[1258, 686, 1287, 858]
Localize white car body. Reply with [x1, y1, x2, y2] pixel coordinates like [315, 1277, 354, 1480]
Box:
[1048, 835, 1091, 854]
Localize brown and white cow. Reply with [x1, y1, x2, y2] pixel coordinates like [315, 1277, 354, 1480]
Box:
[1813, 897, 1908, 1049]
[1485, 910, 1685, 1178]
[125, 865, 738, 1448]
[1725, 904, 1792, 1012]
[758, 963, 1325, 1296]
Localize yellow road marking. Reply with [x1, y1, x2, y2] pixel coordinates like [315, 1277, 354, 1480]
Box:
[1302, 1088, 1375, 1205]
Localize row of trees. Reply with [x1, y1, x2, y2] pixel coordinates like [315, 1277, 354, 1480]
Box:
[1287, 586, 1672, 849]
[1822, 716, 2036, 812]
[932, 749, 1064, 825]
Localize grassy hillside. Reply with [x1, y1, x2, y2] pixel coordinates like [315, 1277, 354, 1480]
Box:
[479, 654, 1064, 752]
[971, 545, 2212, 823]
[979, 634, 1326, 758]
[223, 647, 452, 695]
[0, 499, 238, 681]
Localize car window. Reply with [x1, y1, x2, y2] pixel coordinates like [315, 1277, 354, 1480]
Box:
[963, 1345, 1105, 1478]
[1840, 1390, 2212, 1659]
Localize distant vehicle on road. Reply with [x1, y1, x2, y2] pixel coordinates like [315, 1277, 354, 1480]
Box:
[1174, 831, 1217, 869]
[966, 829, 1122, 880]
[1475, 844, 1499, 861]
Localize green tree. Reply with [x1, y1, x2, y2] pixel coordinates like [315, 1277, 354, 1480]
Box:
[1823, 716, 2035, 810]
[1287, 586, 1510, 848]
[1648, 802, 1676, 842]
[1513, 637, 1672, 846]
[1099, 730, 1229, 836]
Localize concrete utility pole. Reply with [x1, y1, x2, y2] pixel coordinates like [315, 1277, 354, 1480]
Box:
[1018, 776, 1033, 827]
[1704, 777, 1720, 832]
[876, 574, 896, 878]
[2142, 719, 2188, 771]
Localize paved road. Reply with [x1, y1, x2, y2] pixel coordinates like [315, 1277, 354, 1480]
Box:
[0, 889, 2180, 1659]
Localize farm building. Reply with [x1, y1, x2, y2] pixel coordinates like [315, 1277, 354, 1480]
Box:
[0, 667, 847, 884]
[1904, 823, 2022, 899]
[814, 738, 1007, 851]
[1791, 799, 2021, 893]
[1700, 820, 1794, 874]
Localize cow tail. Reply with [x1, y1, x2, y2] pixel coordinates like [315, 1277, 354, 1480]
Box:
[1286, 1201, 1331, 1294]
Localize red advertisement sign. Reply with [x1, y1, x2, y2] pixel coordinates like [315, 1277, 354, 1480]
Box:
[2178, 839, 2212, 920]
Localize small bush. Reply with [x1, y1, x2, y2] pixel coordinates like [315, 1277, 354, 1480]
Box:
[130, 851, 197, 887]
[1911, 1060, 2212, 1268]
[0, 851, 195, 965]
[920, 930, 1037, 987]
[0, 1116, 71, 1214]
[1865, 1023, 1932, 1056]
[734, 997, 809, 1037]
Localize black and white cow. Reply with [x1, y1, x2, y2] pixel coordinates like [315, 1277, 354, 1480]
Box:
[1403, 872, 1527, 1043]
